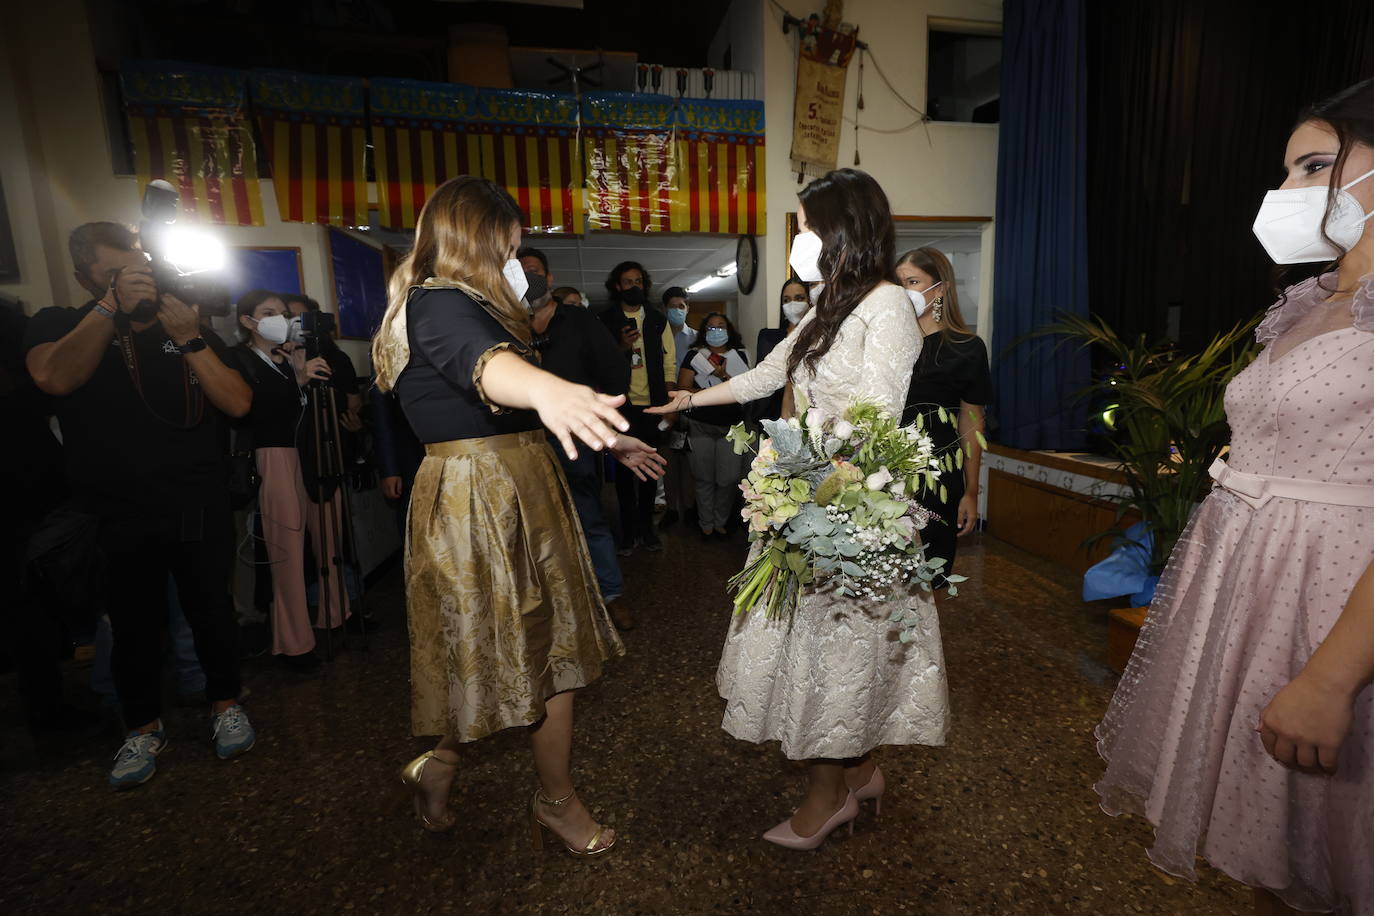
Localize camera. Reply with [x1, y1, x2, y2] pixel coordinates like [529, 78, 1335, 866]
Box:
[289, 309, 337, 361]
[136, 180, 232, 318]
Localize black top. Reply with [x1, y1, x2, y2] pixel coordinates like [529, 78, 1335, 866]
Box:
[680, 345, 749, 428]
[598, 304, 671, 406]
[371, 385, 424, 480]
[395, 287, 542, 443]
[231, 345, 308, 449]
[23, 303, 234, 513]
[901, 331, 993, 459]
[756, 327, 787, 365]
[535, 304, 629, 395]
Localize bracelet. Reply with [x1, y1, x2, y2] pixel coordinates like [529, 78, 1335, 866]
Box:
[93, 299, 117, 320]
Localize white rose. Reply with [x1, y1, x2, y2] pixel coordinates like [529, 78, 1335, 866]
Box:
[866, 466, 893, 491]
[833, 419, 855, 440]
[888, 478, 907, 497]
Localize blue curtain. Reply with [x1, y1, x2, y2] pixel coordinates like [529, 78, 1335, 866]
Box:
[989, 0, 1090, 450]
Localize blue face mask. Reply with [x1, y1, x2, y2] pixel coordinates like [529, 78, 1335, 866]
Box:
[704, 327, 729, 348]
[666, 307, 688, 326]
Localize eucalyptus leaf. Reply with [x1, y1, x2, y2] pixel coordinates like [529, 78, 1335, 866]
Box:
[836, 539, 862, 558]
[841, 560, 865, 577]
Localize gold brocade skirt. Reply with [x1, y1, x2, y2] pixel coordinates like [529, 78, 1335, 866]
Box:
[405, 430, 624, 740]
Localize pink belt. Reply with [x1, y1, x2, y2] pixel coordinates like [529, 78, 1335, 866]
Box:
[1209, 458, 1374, 510]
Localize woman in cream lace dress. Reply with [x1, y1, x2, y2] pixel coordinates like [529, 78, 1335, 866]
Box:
[651, 168, 948, 848]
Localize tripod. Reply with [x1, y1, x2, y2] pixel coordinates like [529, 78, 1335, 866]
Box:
[305, 372, 367, 659]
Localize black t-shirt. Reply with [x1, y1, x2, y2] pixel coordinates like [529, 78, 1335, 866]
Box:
[231, 344, 308, 449]
[395, 287, 543, 443]
[901, 331, 993, 458]
[535, 304, 630, 395]
[23, 303, 234, 513]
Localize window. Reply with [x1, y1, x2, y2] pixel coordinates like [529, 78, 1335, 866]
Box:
[926, 19, 1001, 124]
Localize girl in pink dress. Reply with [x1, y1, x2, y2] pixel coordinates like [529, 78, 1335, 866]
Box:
[1096, 79, 1374, 915]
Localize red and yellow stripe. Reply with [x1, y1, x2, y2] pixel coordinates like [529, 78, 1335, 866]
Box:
[480, 132, 584, 235]
[372, 125, 483, 229]
[259, 116, 368, 227]
[128, 113, 263, 226]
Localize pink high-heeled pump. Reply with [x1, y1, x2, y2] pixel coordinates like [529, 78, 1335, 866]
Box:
[850, 764, 886, 817]
[762, 791, 860, 850]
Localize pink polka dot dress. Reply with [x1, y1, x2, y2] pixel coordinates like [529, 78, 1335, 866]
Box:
[1095, 273, 1374, 914]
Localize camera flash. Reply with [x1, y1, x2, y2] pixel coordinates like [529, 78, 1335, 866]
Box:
[164, 229, 227, 274]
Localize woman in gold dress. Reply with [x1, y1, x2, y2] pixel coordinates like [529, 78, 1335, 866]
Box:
[372, 176, 665, 856]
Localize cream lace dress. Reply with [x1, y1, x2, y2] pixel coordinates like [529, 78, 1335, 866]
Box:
[717, 283, 950, 760]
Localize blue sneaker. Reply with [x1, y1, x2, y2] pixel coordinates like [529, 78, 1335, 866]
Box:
[211, 704, 256, 760]
[109, 729, 167, 789]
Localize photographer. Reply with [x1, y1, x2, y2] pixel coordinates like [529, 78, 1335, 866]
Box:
[233, 290, 351, 673]
[283, 294, 362, 433]
[23, 221, 256, 789]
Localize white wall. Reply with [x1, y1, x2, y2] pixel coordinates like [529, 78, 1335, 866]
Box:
[711, 0, 1002, 351]
[0, 0, 372, 371]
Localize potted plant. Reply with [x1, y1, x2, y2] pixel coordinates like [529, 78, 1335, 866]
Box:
[1035, 314, 1260, 669]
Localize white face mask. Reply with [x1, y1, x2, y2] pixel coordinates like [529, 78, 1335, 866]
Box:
[788, 230, 824, 282]
[905, 281, 942, 317]
[253, 314, 290, 345]
[1252, 166, 1374, 264]
[782, 299, 809, 324]
[502, 258, 530, 302]
[808, 282, 825, 306]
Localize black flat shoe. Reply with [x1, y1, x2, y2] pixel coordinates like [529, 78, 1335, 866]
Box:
[282, 651, 322, 674]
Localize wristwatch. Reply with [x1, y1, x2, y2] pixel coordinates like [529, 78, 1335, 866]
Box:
[177, 336, 208, 355]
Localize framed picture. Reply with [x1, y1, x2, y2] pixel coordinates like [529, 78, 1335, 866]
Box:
[327, 228, 387, 340]
[224, 247, 304, 304]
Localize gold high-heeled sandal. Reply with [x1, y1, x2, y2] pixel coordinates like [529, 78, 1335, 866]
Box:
[398, 751, 458, 833]
[529, 789, 617, 858]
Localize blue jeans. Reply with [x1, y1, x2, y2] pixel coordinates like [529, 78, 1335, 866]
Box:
[557, 447, 624, 602]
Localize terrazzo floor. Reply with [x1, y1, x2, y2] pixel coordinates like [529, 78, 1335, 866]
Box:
[0, 529, 1251, 915]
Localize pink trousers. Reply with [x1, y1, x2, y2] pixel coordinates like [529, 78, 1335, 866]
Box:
[256, 447, 350, 656]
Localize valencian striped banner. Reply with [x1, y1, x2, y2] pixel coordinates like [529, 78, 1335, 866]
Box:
[250, 71, 369, 227]
[582, 92, 678, 233]
[369, 79, 482, 230]
[671, 98, 765, 235]
[473, 90, 584, 235]
[120, 61, 263, 226]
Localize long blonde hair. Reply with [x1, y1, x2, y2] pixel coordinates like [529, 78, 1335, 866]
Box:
[896, 246, 975, 339]
[372, 176, 529, 391]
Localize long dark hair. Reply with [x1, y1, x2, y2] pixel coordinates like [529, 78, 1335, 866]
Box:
[778, 278, 808, 330]
[785, 169, 895, 380]
[694, 312, 745, 353]
[1297, 77, 1374, 284]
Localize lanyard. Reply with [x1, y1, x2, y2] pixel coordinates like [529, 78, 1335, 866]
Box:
[116, 326, 204, 429]
[253, 345, 307, 406]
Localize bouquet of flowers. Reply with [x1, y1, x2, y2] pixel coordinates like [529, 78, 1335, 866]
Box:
[726, 398, 969, 641]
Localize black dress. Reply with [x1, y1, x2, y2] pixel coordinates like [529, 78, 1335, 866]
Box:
[900, 331, 993, 584]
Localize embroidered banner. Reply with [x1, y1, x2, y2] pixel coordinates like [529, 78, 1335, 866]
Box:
[120, 61, 263, 226]
[473, 90, 584, 235]
[582, 92, 677, 233]
[671, 98, 765, 235]
[790, 26, 857, 177]
[250, 71, 369, 227]
[369, 79, 483, 230]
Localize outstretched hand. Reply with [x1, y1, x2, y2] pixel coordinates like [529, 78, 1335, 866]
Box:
[611, 434, 668, 481]
[532, 381, 628, 460]
[1257, 671, 1355, 774]
[645, 390, 693, 416]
